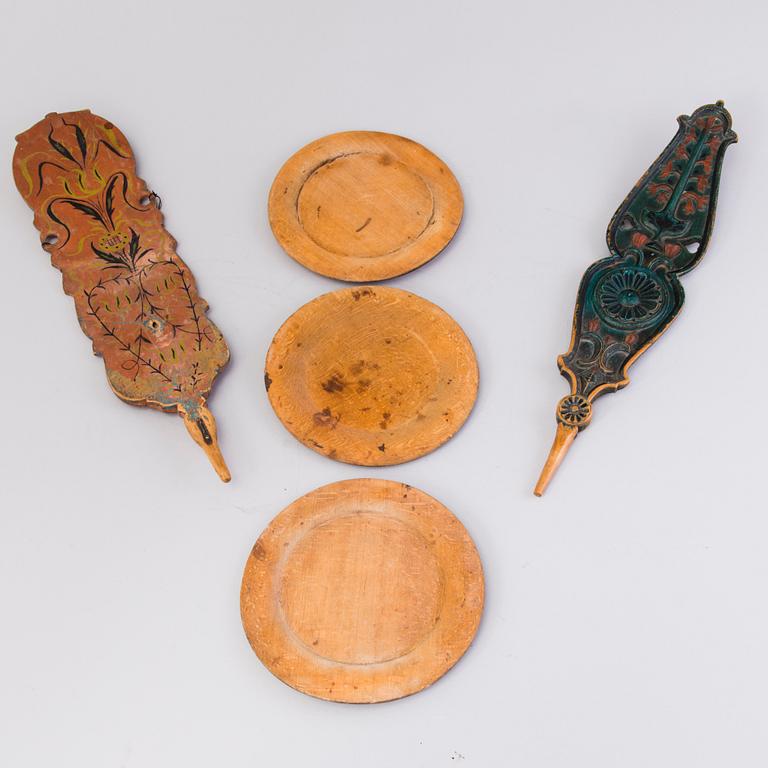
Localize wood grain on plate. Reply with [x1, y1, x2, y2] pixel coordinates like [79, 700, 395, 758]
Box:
[240, 479, 484, 703]
[268, 131, 463, 281]
[264, 286, 478, 466]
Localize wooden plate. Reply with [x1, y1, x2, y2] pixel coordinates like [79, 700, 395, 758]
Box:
[268, 131, 463, 281]
[264, 286, 478, 465]
[240, 479, 484, 703]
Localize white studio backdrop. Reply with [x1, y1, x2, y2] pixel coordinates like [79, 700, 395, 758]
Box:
[1, 1, 766, 766]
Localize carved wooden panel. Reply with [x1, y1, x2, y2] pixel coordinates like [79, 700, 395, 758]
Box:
[535, 102, 737, 495]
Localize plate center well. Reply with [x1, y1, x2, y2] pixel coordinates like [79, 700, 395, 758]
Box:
[308, 323, 440, 432]
[297, 153, 434, 259]
[279, 513, 442, 665]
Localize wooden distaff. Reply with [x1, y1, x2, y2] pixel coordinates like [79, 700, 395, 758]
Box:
[14, 111, 231, 481]
[535, 102, 736, 495]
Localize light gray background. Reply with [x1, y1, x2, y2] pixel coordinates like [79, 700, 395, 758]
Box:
[1, 1, 766, 765]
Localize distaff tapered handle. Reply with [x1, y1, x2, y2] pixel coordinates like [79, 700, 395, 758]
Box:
[534, 393, 590, 496]
[181, 402, 231, 482]
[534, 423, 577, 496]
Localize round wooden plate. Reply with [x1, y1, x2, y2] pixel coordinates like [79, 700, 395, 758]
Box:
[240, 479, 484, 703]
[264, 286, 479, 466]
[268, 131, 463, 281]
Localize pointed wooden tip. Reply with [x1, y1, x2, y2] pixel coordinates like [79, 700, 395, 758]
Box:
[181, 403, 231, 483]
[534, 422, 578, 497]
[201, 438, 232, 483]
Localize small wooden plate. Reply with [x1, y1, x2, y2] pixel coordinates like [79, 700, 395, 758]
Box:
[268, 131, 463, 281]
[240, 479, 484, 703]
[265, 286, 478, 465]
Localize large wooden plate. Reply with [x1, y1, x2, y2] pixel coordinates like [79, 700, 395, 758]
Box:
[240, 479, 484, 703]
[268, 131, 463, 281]
[264, 286, 478, 465]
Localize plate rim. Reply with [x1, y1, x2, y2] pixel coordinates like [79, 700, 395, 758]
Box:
[264, 285, 480, 466]
[267, 130, 464, 282]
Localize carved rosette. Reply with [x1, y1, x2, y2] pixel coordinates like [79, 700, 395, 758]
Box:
[558, 249, 684, 403]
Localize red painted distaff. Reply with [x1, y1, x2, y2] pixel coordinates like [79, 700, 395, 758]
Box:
[14, 110, 231, 481]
